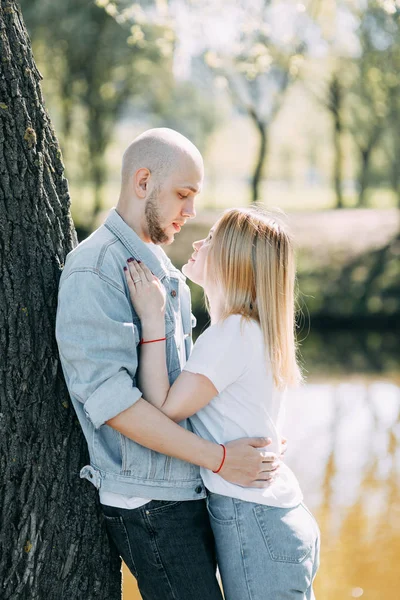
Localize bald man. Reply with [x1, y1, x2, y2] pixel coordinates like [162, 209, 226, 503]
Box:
[56, 128, 274, 599]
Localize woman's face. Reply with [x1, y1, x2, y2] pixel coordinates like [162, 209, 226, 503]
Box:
[182, 227, 215, 287]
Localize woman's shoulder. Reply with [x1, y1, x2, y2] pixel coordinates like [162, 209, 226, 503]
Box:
[212, 314, 262, 344]
[196, 314, 261, 343]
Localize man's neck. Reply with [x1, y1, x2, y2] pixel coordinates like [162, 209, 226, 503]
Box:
[115, 204, 150, 243]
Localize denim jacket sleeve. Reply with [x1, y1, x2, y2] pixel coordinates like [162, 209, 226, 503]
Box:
[56, 269, 142, 429]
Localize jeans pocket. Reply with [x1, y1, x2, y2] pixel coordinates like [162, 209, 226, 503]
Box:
[254, 504, 316, 564]
[145, 499, 183, 514]
[206, 493, 237, 524]
[103, 514, 138, 578]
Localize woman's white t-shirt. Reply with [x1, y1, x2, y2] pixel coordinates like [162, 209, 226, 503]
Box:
[185, 314, 303, 508]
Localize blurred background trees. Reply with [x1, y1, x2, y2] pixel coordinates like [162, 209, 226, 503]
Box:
[18, 0, 399, 327]
[19, 0, 174, 224]
[19, 0, 400, 219]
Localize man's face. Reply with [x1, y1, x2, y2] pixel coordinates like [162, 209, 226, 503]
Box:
[144, 155, 203, 245]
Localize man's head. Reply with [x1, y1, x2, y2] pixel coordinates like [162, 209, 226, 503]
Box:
[117, 128, 204, 245]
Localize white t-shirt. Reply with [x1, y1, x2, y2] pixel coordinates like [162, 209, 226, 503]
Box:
[100, 243, 186, 509]
[185, 314, 303, 508]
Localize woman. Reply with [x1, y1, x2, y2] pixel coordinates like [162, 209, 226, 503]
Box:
[124, 207, 320, 599]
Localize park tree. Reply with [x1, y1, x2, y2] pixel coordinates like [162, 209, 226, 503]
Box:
[147, 79, 220, 155]
[346, 61, 385, 208]
[20, 0, 172, 226]
[200, 0, 321, 204]
[0, 1, 121, 598]
[110, 0, 322, 205]
[345, 0, 398, 208]
[370, 0, 400, 208]
[314, 70, 346, 209]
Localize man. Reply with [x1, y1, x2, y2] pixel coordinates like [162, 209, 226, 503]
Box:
[56, 128, 279, 600]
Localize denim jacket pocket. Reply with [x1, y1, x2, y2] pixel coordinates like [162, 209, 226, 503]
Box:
[120, 436, 152, 477]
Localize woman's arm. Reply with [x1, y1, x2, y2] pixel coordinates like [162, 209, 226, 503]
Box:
[139, 321, 217, 421]
[126, 260, 217, 421]
[137, 318, 170, 410]
[125, 259, 170, 408]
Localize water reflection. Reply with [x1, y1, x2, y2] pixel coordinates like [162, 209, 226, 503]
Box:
[123, 330, 400, 599]
[285, 329, 400, 599]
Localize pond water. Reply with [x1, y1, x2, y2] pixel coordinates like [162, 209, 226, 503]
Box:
[122, 329, 400, 599]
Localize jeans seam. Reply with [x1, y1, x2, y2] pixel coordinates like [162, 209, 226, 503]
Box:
[119, 516, 138, 578]
[144, 512, 178, 600]
[234, 500, 255, 600]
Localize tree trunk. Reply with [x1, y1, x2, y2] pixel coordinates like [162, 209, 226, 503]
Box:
[249, 110, 268, 204]
[87, 105, 108, 224]
[0, 3, 121, 598]
[328, 75, 344, 209]
[357, 147, 370, 208]
[333, 111, 344, 209]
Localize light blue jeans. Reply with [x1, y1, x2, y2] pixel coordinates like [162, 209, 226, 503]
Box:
[207, 493, 320, 600]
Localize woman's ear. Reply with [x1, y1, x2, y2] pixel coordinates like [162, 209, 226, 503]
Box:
[135, 168, 150, 198]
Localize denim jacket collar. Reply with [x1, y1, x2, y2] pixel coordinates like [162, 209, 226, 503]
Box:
[104, 208, 169, 281]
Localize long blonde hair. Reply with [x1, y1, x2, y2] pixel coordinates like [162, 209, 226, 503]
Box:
[205, 207, 302, 389]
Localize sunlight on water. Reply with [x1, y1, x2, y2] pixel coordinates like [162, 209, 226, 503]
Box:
[122, 376, 400, 599]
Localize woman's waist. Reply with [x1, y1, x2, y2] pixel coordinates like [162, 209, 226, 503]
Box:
[191, 414, 283, 454]
[201, 463, 303, 508]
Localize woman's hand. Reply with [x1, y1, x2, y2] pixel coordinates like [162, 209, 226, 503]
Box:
[124, 259, 166, 323]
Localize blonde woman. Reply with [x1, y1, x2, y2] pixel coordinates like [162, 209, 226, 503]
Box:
[124, 207, 320, 599]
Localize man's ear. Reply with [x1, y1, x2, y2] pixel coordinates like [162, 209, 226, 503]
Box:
[135, 168, 150, 199]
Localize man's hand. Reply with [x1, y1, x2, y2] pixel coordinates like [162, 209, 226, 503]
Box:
[218, 437, 281, 488]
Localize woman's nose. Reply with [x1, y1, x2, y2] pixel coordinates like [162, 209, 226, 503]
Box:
[193, 239, 203, 251]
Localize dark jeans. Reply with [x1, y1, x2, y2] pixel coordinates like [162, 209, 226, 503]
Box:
[101, 499, 223, 600]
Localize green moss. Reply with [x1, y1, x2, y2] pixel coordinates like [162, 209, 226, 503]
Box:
[0, 103, 8, 110]
[24, 127, 37, 149]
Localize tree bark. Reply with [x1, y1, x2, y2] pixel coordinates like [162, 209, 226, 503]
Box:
[0, 2, 121, 598]
[249, 109, 268, 205]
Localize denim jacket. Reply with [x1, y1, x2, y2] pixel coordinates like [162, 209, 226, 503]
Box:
[56, 208, 205, 500]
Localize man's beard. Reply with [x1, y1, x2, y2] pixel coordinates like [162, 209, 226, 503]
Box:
[145, 189, 170, 245]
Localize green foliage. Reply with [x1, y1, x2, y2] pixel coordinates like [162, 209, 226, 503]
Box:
[20, 0, 171, 220]
[345, 0, 400, 206]
[200, 0, 317, 203]
[143, 80, 221, 154]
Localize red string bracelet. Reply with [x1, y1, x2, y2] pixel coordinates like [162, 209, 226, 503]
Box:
[212, 444, 226, 473]
[140, 337, 166, 345]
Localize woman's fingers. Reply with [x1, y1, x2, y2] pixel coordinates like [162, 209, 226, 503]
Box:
[124, 265, 136, 293]
[127, 259, 143, 284]
[138, 261, 154, 283]
[127, 259, 154, 284]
